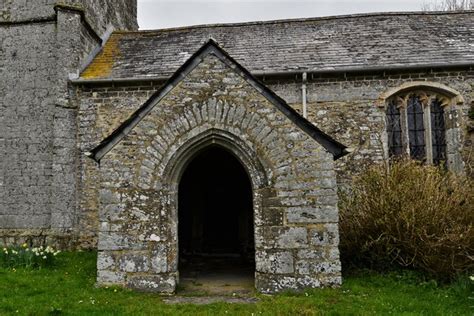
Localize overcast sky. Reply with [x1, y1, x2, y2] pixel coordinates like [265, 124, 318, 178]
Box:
[137, 0, 441, 30]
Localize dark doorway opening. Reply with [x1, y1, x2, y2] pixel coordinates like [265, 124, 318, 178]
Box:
[178, 146, 254, 294]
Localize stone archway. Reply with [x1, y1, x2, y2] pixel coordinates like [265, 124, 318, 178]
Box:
[93, 41, 344, 293]
[160, 129, 269, 292]
[177, 145, 255, 293]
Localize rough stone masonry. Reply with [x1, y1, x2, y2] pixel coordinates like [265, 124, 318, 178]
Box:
[0, 0, 137, 247]
[1, 0, 473, 294]
[84, 42, 345, 293]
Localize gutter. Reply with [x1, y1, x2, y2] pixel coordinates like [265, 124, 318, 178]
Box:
[255, 62, 474, 79]
[70, 61, 474, 85]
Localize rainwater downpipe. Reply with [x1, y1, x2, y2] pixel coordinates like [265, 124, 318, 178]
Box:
[302, 72, 308, 118]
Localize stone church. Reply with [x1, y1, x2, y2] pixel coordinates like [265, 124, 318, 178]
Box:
[1, 1, 472, 293]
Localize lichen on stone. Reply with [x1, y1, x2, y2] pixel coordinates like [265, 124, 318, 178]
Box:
[81, 33, 123, 79]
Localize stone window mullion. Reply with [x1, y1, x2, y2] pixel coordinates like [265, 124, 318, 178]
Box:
[400, 104, 410, 156]
[424, 99, 433, 164]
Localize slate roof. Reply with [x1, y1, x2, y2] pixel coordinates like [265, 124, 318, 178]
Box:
[86, 40, 349, 161]
[80, 11, 474, 80]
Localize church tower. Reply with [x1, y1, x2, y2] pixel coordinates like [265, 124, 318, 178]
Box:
[0, 1, 138, 247]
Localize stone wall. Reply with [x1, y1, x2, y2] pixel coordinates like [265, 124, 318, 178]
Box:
[267, 68, 473, 183]
[0, 21, 57, 240]
[1, 1, 138, 35]
[80, 0, 138, 35]
[72, 67, 473, 251]
[76, 83, 156, 248]
[0, 0, 56, 22]
[1, 2, 471, 259]
[77, 52, 341, 293]
[0, 11, 92, 247]
[0, 2, 138, 247]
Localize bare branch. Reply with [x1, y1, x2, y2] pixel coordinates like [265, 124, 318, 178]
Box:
[421, 0, 473, 11]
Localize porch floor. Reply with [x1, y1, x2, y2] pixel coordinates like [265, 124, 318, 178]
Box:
[178, 256, 255, 296]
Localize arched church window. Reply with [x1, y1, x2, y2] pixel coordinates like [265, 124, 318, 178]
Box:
[386, 91, 449, 165]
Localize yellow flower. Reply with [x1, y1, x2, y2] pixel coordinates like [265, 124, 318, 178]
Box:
[22, 243, 27, 248]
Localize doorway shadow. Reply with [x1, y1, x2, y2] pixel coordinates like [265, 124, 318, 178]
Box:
[178, 146, 255, 295]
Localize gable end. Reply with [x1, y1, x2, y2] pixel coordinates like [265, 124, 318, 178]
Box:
[86, 40, 349, 162]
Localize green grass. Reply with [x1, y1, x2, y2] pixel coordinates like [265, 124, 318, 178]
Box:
[0, 252, 472, 315]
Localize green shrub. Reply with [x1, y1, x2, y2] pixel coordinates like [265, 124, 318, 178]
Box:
[0, 245, 60, 269]
[339, 159, 474, 281]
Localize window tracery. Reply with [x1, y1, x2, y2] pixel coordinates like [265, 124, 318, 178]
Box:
[386, 90, 451, 165]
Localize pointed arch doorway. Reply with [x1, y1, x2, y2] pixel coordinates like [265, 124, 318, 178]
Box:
[178, 145, 255, 293]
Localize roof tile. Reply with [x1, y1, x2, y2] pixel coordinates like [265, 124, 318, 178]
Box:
[80, 11, 474, 80]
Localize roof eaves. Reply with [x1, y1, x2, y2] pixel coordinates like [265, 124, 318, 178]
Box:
[72, 61, 474, 84]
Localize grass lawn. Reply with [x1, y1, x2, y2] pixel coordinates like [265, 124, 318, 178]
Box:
[0, 252, 472, 315]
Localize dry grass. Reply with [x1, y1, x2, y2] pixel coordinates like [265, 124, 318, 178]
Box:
[339, 159, 474, 280]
